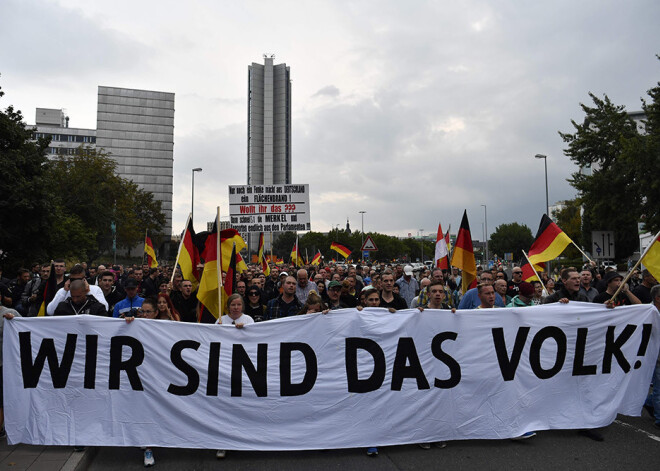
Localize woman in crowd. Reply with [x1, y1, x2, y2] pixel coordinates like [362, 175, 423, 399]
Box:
[215, 293, 254, 460]
[297, 292, 326, 314]
[544, 278, 555, 296]
[316, 280, 330, 303]
[217, 293, 254, 328]
[156, 293, 180, 321]
[245, 286, 267, 322]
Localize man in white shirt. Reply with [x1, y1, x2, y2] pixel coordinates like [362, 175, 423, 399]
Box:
[46, 265, 108, 315]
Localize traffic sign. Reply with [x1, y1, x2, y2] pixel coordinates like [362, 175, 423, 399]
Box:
[591, 231, 615, 259]
[361, 235, 378, 251]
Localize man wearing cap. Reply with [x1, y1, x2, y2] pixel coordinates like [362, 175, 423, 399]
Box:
[593, 271, 641, 306]
[113, 278, 144, 318]
[396, 265, 419, 308]
[326, 280, 350, 310]
[507, 281, 536, 307]
[266, 276, 302, 320]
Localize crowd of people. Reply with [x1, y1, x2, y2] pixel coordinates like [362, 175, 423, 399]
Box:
[0, 257, 658, 465]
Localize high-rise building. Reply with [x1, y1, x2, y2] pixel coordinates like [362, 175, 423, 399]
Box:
[96, 86, 175, 236]
[247, 56, 292, 185]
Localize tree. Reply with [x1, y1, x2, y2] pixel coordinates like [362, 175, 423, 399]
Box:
[0, 84, 55, 270]
[559, 92, 641, 259]
[46, 146, 165, 261]
[552, 199, 582, 259]
[0, 81, 167, 268]
[488, 223, 534, 263]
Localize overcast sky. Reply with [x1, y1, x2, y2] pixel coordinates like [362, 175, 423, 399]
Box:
[2, 0, 658, 243]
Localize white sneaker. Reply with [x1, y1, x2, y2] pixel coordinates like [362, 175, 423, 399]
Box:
[143, 448, 155, 467]
[216, 449, 226, 459]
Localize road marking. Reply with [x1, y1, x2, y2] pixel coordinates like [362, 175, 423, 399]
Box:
[614, 419, 660, 442]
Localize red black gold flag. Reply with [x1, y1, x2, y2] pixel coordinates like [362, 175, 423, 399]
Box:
[527, 214, 572, 267]
[450, 210, 477, 294]
[330, 241, 352, 259]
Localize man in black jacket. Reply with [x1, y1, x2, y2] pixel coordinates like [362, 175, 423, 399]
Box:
[54, 280, 108, 316]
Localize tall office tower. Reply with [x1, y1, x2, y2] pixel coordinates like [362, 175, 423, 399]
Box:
[248, 56, 292, 185]
[96, 86, 175, 236]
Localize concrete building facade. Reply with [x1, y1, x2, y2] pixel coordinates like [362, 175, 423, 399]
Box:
[247, 56, 292, 185]
[31, 108, 96, 158]
[96, 86, 175, 236]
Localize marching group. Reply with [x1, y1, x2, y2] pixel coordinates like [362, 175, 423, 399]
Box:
[0, 258, 659, 466]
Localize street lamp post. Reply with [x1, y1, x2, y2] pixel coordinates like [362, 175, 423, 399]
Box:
[481, 204, 488, 265]
[359, 211, 366, 262]
[535, 154, 549, 217]
[535, 154, 550, 272]
[191, 167, 202, 222]
[420, 229, 424, 262]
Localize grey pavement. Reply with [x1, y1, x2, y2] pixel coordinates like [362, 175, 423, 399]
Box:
[2, 413, 658, 470]
[0, 440, 94, 471]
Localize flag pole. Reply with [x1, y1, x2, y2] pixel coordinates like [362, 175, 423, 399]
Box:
[522, 250, 547, 296]
[170, 213, 192, 285]
[571, 241, 594, 264]
[609, 229, 660, 302]
[143, 229, 148, 266]
[216, 206, 223, 324]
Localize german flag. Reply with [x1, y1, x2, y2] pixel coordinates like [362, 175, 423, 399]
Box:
[197, 219, 220, 319]
[220, 229, 246, 272]
[176, 216, 201, 290]
[330, 241, 352, 259]
[291, 242, 303, 267]
[311, 250, 322, 265]
[258, 232, 270, 276]
[144, 234, 158, 268]
[527, 214, 573, 267]
[521, 262, 540, 282]
[37, 262, 57, 317]
[450, 210, 477, 294]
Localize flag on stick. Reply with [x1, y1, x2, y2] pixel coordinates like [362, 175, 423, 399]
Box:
[144, 233, 158, 268]
[434, 222, 449, 269]
[641, 231, 660, 281]
[173, 215, 201, 290]
[37, 262, 57, 317]
[330, 241, 352, 259]
[258, 232, 270, 276]
[527, 214, 573, 268]
[219, 229, 246, 272]
[197, 218, 220, 319]
[291, 239, 303, 267]
[450, 210, 477, 294]
[311, 250, 322, 265]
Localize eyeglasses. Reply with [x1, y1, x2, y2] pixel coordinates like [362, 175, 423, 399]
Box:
[513, 271, 522, 275]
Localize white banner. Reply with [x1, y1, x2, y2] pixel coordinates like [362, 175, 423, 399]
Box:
[3, 303, 659, 449]
[228, 184, 311, 233]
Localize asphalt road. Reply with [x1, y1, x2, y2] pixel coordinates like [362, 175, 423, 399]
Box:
[88, 413, 660, 470]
